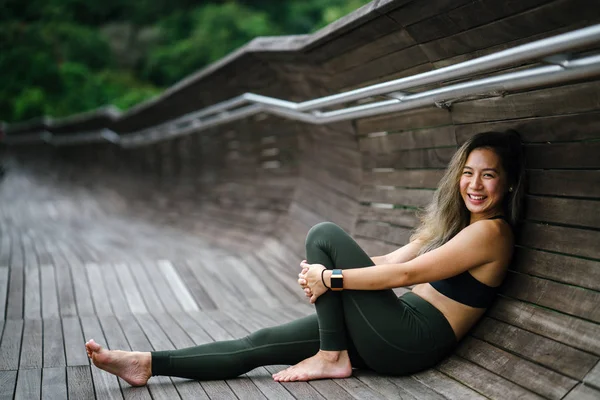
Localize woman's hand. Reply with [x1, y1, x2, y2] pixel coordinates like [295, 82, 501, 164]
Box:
[298, 261, 328, 304]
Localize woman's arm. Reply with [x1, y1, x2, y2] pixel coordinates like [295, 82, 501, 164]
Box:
[303, 220, 510, 301]
[370, 239, 423, 266]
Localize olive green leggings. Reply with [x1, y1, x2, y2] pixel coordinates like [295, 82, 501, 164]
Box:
[152, 222, 457, 379]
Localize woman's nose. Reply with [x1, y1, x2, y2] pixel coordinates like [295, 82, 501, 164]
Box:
[469, 175, 483, 189]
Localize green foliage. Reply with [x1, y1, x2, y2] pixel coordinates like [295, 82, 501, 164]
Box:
[142, 3, 277, 86]
[2, 0, 372, 124]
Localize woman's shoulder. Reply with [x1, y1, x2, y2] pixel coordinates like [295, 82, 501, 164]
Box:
[463, 218, 514, 253]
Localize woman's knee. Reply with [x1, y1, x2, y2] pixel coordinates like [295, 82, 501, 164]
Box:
[305, 222, 346, 248]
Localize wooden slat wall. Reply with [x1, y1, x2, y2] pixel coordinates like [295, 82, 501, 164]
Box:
[355, 79, 600, 399]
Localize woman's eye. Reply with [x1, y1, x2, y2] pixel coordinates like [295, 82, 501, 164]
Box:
[484, 174, 494, 178]
[462, 171, 472, 175]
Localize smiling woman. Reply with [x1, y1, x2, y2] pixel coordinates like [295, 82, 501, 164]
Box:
[84, 130, 527, 384]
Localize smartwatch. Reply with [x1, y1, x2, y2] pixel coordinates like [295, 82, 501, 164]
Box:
[330, 269, 343, 291]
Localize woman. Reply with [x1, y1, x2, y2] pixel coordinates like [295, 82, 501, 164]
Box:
[85, 130, 525, 385]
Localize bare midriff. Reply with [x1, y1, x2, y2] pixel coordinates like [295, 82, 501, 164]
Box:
[412, 283, 487, 340]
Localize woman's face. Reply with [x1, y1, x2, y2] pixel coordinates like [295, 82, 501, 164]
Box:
[459, 147, 509, 221]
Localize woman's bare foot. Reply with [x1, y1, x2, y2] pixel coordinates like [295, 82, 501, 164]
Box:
[272, 350, 352, 382]
[85, 339, 152, 386]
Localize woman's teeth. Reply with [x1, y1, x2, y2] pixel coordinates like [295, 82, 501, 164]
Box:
[469, 194, 485, 200]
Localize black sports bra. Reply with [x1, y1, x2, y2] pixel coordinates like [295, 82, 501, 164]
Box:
[429, 215, 507, 308]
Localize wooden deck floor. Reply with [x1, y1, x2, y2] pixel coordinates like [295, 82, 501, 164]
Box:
[0, 162, 484, 400]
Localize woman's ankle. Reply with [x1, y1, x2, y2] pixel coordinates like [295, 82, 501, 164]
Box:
[318, 349, 348, 362]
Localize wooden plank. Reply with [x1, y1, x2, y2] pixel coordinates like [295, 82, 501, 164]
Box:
[20, 319, 43, 369]
[102, 263, 133, 317]
[0, 266, 7, 319]
[563, 383, 600, 400]
[221, 256, 280, 309]
[357, 206, 419, 228]
[301, 163, 361, 200]
[40, 265, 60, 319]
[512, 247, 600, 291]
[524, 142, 600, 169]
[140, 260, 183, 313]
[170, 377, 210, 400]
[171, 261, 218, 311]
[324, 29, 416, 72]
[362, 147, 455, 169]
[527, 170, 600, 198]
[356, 108, 453, 135]
[168, 312, 214, 345]
[525, 196, 600, 229]
[64, 250, 95, 316]
[22, 232, 38, 275]
[67, 366, 95, 400]
[438, 356, 545, 399]
[354, 370, 418, 399]
[24, 263, 41, 319]
[472, 317, 598, 380]
[355, 221, 412, 245]
[15, 368, 41, 400]
[308, 379, 355, 399]
[361, 169, 444, 189]
[0, 229, 10, 269]
[518, 222, 600, 260]
[43, 319, 66, 367]
[584, 361, 600, 390]
[0, 319, 23, 370]
[152, 313, 195, 350]
[412, 368, 488, 400]
[405, 0, 550, 43]
[127, 260, 166, 314]
[117, 314, 154, 352]
[62, 317, 89, 366]
[5, 259, 24, 319]
[452, 80, 600, 124]
[419, 0, 600, 62]
[359, 126, 457, 153]
[359, 186, 434, 207]
[185, 258, 247, 311]
[0, 370, 17, 399]
[157, 260, 200, 312]
[455, 111, 600, 144]
[42, 367, 67, 400]
[135, 313, 175, 351]
[113, 263, 149, 314]
[385, 0, 474, 26]
[86, 263, 114, 316]
[328, 45, 430, 90]
[32, 234, 53, 268]
[308, 12, 401, 63]
[489, 298, 600, 355]
[328, 376, 389, 400]
[148, 376, 180, 400]
[502, 272, 600, 323]
[384, 375, 448, 400]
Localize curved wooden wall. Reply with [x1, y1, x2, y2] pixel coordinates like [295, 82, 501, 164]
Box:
[4, 1, 600, 399]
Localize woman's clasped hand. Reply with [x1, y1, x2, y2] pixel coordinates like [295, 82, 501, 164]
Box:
[298, 260, 328, 303]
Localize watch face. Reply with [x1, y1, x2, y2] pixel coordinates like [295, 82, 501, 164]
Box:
[331, 270, 343, 289]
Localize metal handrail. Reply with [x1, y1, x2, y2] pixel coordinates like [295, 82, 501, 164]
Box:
[4, 24, 600, 147]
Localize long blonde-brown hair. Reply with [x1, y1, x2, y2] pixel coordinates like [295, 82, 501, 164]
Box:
[411, 130, 525, 255]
